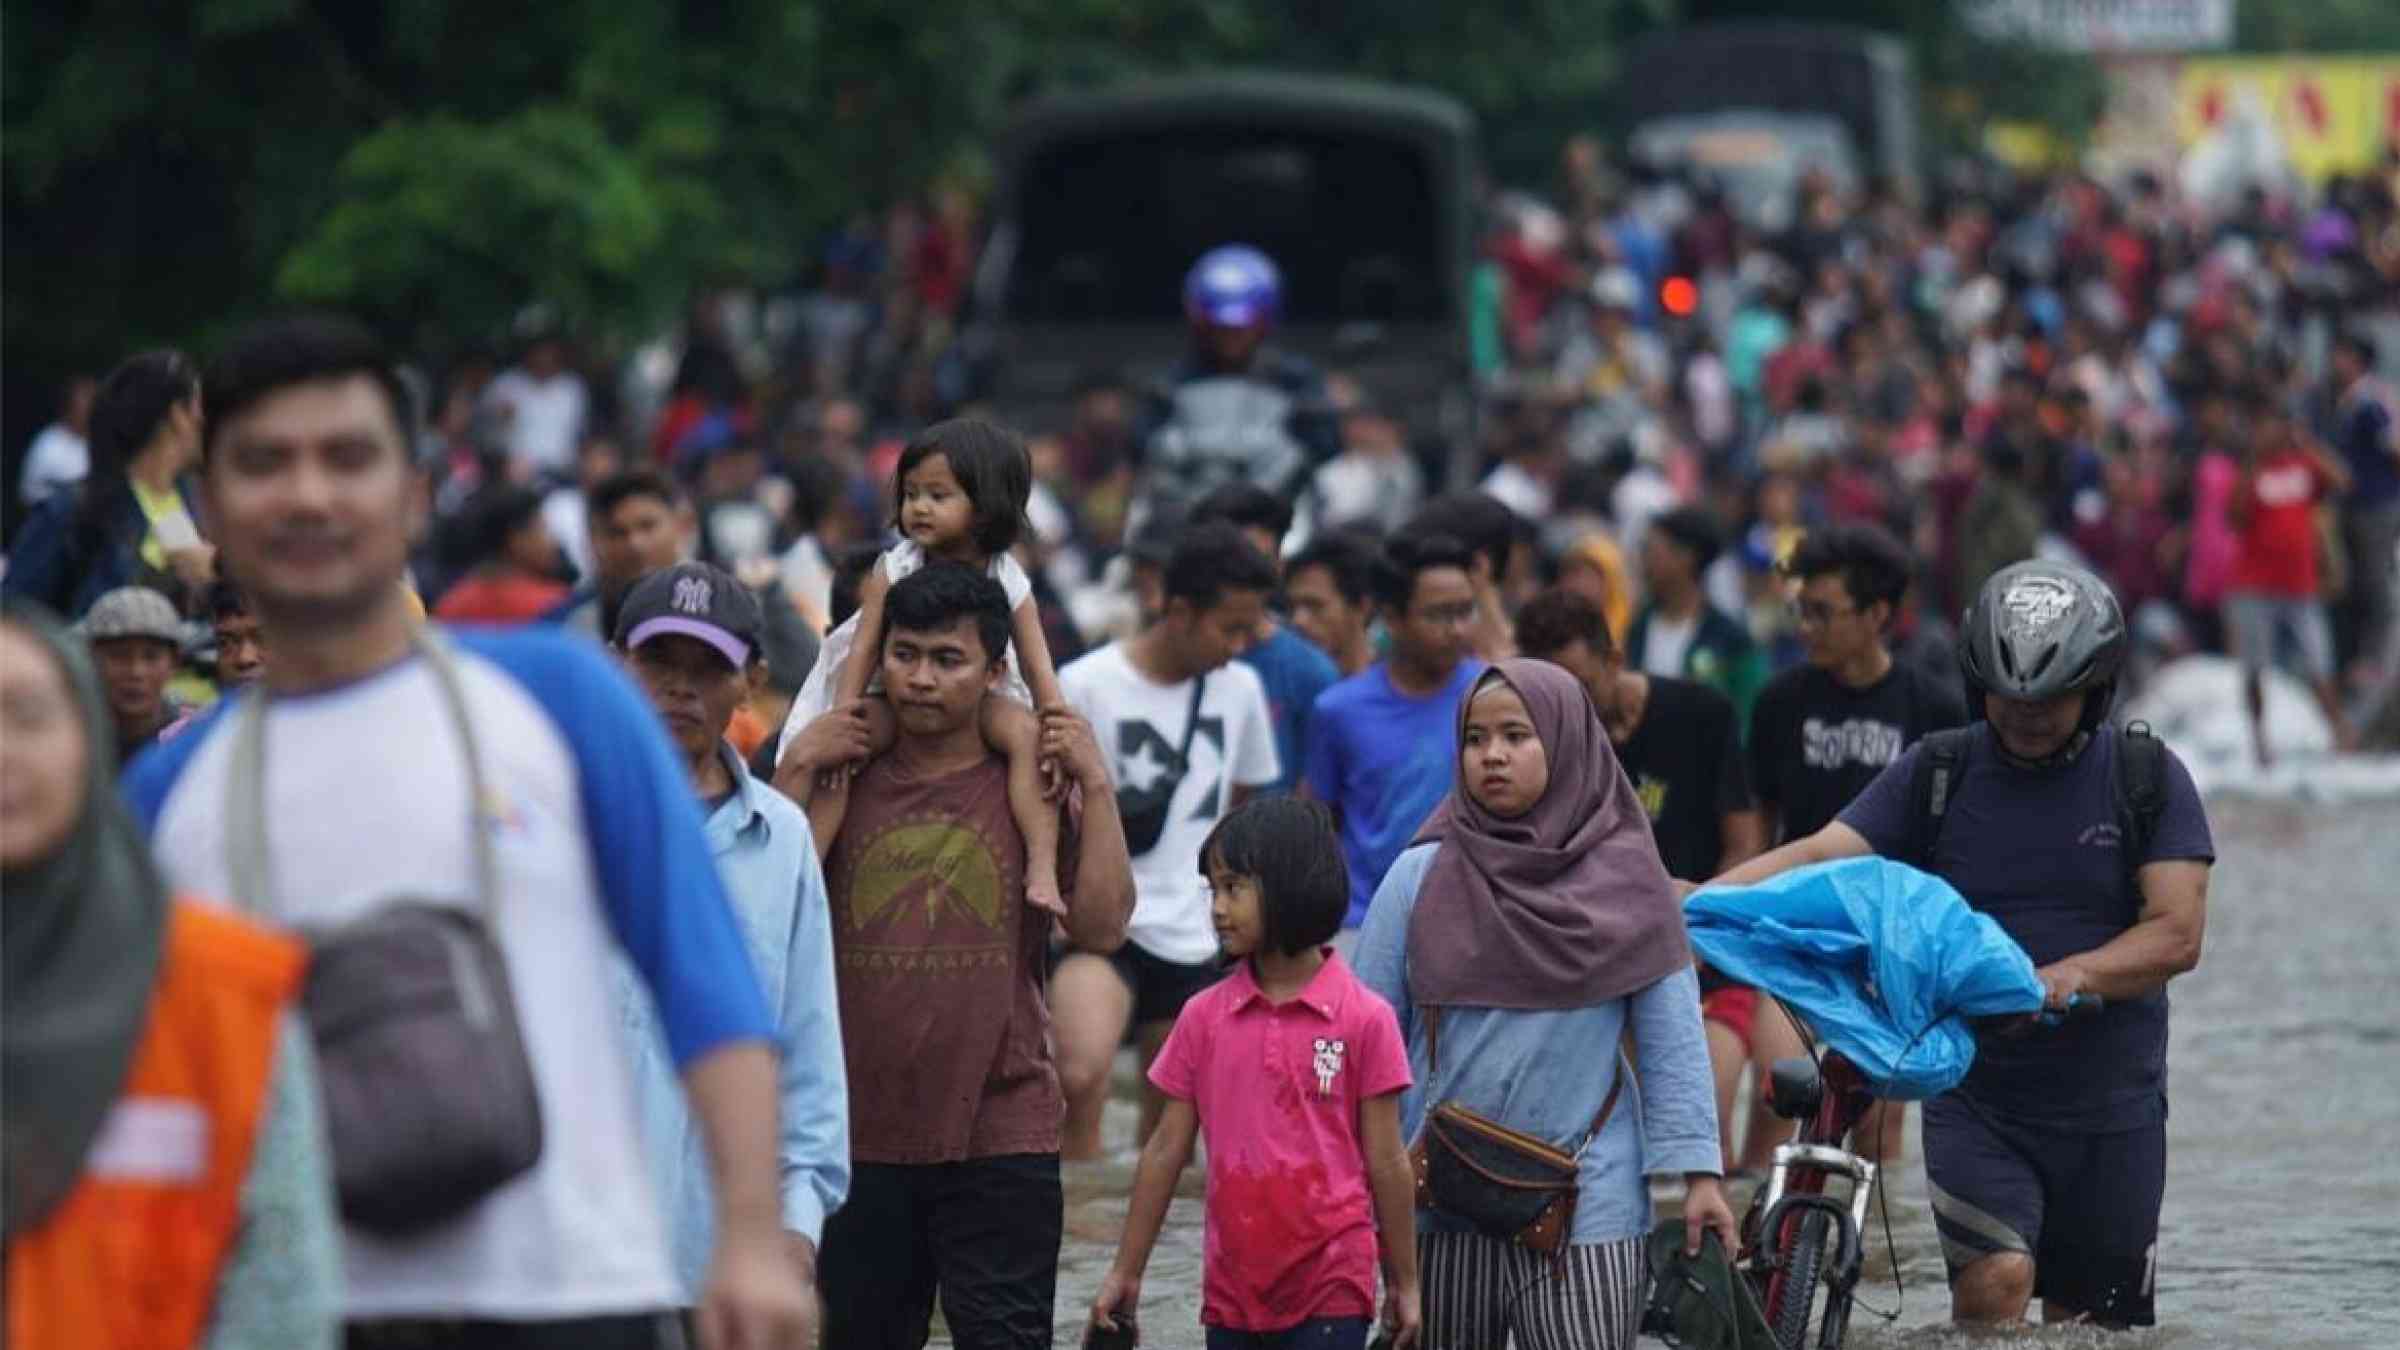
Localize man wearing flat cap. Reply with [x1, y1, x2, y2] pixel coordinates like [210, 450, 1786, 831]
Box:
[78, 585, 188, 765]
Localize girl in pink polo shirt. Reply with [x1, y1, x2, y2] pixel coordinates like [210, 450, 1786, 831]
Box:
[1090, 798, 1422, 1350]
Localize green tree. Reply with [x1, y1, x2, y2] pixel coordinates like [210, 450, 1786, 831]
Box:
[3, 0, 1660, 464]
[2236, 0, 2400, 53]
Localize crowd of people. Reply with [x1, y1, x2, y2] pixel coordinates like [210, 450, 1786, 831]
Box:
[1481, 146, 2398, 758]
[8, 132, 2385, 1350]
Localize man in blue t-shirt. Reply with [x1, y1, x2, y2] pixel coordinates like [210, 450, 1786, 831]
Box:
[1188, 481, 1340, 796]
[1710, 562, 2213, 1331]
[1305, 531, 1486, 935]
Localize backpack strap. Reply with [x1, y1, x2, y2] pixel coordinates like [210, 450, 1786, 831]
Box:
[1905, 726, 1975, 870]
[2113, 720, 2170, 903]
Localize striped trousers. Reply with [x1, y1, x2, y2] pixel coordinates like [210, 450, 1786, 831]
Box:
[1420, 1231, 1646, 1350]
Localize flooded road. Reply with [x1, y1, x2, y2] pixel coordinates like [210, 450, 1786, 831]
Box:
[1029, 798, 2400, 1348]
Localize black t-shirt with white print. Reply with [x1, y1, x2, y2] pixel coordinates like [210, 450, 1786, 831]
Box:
[1617, 675, 1753, 883]
[1748, 659, 1968, 844]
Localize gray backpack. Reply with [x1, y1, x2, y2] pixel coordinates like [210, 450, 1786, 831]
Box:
[227, 630, 543, 1236]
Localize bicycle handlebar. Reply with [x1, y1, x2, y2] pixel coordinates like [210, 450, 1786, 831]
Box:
[2034, 991, 2104, 1026]
[1969, 992, 2104, 1037]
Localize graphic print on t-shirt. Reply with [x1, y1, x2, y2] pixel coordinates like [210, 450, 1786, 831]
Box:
[1312, 1038, 1347, 1096]
[1116, 715, 1226, 842]
[1615, 676, 1750, 883]
[2250, 462, 2317, 509]
[1063, 644, 1280, 963]
[1752, 663, 1965, 845]
[1801, 716, 1906, 771]
[841, 809, 1014, 976]
[1632, 775, 1669, 822]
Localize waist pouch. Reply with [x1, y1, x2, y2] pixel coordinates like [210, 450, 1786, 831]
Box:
[1407, 1006, 1624, 1256]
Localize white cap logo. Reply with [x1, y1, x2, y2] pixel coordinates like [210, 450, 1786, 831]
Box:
[671, 575, 713, 616]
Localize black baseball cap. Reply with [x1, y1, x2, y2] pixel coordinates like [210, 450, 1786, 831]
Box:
[613, 562, 764, 669]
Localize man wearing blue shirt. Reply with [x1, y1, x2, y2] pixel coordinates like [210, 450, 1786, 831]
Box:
[1711, 562, 2212, 1331]
[613, 561, 851, 1319]
[1188, 481, 1340, 796]
[1304, 532, 1486, 936]
[125, 315, 813, 1348]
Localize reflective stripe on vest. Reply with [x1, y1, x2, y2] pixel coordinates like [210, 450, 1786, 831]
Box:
[7, 899, 306, 1350]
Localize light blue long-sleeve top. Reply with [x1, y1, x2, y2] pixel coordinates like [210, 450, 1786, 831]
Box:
[1352, 842, 1722, 1244]
[616, 743, 850, 1297]
[206, 1015, 340, 1348]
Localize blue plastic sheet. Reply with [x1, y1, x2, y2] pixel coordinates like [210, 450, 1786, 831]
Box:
[1684, 857, 2046, 1100]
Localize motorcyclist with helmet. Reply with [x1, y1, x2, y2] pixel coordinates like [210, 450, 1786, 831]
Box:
[1137, 244, 1340, 523]
[1705, 560, 2216, 1330]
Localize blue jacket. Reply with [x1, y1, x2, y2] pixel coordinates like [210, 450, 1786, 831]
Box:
[3, 480, 197, 616]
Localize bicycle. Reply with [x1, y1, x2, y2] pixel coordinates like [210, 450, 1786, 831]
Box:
[1735, 993, 2101, 1349]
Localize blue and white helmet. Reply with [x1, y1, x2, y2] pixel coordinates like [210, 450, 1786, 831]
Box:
[1184, 244, 1282, 329]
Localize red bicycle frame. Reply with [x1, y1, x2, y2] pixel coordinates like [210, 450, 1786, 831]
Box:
[1750, 1050, 1880, 1329]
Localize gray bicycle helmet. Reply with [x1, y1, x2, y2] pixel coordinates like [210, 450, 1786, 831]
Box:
[1958, 560, 2126, 730]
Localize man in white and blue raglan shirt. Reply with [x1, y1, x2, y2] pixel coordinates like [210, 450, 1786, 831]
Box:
[124, 315, 816, 1350]
[610, 559, 850, 1307]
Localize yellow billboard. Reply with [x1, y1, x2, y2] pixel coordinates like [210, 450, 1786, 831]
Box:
[2177, 58, 2400, 182]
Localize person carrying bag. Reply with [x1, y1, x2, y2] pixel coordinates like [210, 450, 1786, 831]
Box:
[225, 628, 543, 1236]
[1351, 659, 1739, 1350]
[1411, 1034, 1623, 1257]
[1114, 673, 1204, 857]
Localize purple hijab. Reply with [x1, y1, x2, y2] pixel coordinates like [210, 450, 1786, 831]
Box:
[1405, 659, 1691, 1011]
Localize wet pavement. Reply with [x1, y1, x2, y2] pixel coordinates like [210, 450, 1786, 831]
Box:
[1014, 797, 2400, 1348]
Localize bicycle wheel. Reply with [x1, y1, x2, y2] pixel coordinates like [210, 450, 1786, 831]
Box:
[1768, 1208, 1834, 1349]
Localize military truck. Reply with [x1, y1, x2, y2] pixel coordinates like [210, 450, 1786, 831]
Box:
[964, 72, 1480, 479]
[1615, 22, 1923, 227]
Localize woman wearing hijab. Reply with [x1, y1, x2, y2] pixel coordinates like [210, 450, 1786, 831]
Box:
[2, 598, 338, 1349]
[1352, 659, 1736, 1349]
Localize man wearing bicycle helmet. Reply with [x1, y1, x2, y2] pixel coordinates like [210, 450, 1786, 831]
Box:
[1710, 560, 2214, 1330]
[1138, 245, 1339, 520]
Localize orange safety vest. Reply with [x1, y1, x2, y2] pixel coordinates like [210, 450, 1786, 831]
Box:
[6, 899, 307, 1350]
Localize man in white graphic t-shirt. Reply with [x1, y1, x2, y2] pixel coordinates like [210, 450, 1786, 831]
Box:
[1053, 521, 1283, 1159]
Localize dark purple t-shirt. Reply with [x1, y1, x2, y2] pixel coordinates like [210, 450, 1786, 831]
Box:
[1839, 723, 2214, 1131]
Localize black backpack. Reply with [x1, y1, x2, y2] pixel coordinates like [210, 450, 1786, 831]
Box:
[1903, 721, 2169, 897]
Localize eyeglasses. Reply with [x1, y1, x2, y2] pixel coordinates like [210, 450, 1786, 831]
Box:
[1789, 599, 1858, 628]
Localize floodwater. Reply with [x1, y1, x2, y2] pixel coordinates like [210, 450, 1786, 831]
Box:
[1024, 798, 2400, 1348]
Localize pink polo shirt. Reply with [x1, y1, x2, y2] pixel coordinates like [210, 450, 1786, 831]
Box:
[1148, 952, 1411, 1332]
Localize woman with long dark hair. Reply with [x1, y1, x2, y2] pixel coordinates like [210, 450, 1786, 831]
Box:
[4, 350, 208, 617]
